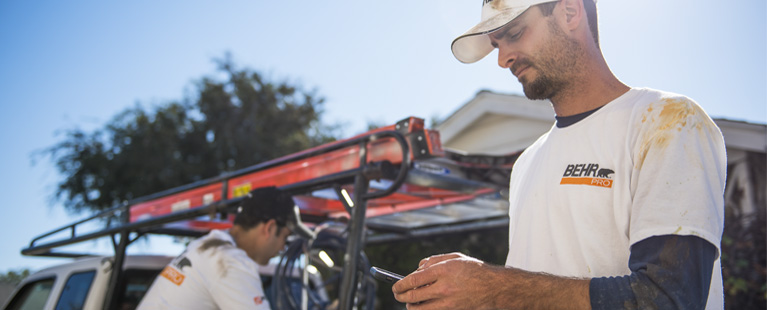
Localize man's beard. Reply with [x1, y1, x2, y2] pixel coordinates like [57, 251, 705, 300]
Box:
[520, 65, 563, 100]
[517, 20, 582, 100]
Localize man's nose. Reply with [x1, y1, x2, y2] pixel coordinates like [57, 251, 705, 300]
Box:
[498, 49, 514, 69]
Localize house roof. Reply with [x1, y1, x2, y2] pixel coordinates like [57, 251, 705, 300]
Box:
[715, 119, 767, 153]
[436, 90, 555, 155]
[437, 90, 766, 155]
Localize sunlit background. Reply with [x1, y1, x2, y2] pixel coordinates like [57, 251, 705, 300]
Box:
[1, 0, 765, 272]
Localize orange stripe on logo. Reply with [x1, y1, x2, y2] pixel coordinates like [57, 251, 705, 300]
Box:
[560, 177, 613, 188]
[160, 266, 185, 286]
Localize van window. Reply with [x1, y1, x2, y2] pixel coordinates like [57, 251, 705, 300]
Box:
[5, 277, 55, 310]
[54, 270, 96, 310]
[115, 269, 163, 310]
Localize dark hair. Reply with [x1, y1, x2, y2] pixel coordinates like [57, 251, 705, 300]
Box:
[537, 0, 599, 47]
[233, 186, 295, 231]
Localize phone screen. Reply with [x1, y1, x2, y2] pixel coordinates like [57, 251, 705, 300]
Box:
[370, 267, 404, 284]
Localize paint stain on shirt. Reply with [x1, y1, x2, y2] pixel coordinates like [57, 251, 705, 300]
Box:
[199, 238, 233, 252]
[636, 98, 704, 170]
[673, 226, 683, 234]
[197, 238, 234, 278]
[629, 236, 692, 308]
[218, 258, 229, 278]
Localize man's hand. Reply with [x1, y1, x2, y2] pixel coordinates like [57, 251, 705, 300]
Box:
[392, 252, 592, 310]
[392, 252, 503, 310]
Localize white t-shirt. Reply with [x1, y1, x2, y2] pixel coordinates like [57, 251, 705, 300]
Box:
[138, 230, 271, 310]
[505, 88, 726, 309]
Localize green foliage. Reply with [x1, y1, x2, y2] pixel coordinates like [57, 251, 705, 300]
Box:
[42, 54, 339, 215]
[0, 269, 31, 286]
[721, 152, 766, 309]
[722, 209, 766, 309]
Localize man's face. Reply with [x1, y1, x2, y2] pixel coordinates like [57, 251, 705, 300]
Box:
[489, 5, 582, 100]
[242, 221, 292, 265]
[255, 225, 291, 265]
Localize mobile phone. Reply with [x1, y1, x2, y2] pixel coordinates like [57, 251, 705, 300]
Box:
[370, 266, 404, 284]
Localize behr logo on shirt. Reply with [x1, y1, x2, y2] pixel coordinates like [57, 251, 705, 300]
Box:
[560, 163, 614, 188]
[160, 266, 186, 286]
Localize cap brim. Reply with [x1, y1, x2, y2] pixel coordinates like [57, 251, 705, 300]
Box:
[451, 5, 531, 64]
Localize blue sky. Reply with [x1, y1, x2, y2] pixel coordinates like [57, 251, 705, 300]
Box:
[1, 0, 765, 272]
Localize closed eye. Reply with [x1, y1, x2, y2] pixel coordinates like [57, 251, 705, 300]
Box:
[490, 26, 524, 48]
[506, 28, 524, 42]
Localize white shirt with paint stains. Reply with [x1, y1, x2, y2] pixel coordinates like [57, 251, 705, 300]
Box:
[505, 87, 726, 309]
[138, 229, 271, 310]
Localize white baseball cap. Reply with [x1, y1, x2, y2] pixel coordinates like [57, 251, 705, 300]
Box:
[451, 0, 559, 64]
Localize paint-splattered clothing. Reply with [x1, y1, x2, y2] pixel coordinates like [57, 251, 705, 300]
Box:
[505, 88, 726, 309]
[138, 230, 271, 309]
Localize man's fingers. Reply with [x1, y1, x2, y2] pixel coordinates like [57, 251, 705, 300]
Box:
[393, 266, 448, 305]
[394, 280, 442, 306]
[400, 285, 456, 310]
[393, 268, 432, 294]
[418, 252, 463, 269]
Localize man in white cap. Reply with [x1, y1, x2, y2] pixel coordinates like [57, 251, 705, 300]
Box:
[393, 0, 725, 309]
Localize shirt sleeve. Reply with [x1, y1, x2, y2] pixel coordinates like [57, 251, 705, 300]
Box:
[629, 96, 726, 256]
[590, 235, 717, 309]
[209, 249, 272, 310]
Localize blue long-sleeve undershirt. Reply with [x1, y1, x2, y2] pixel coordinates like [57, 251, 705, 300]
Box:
[590, 235, 717, 309]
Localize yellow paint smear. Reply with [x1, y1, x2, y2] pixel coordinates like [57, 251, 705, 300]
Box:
[657, 98, 695, 131]
[636, 98, 700, 170]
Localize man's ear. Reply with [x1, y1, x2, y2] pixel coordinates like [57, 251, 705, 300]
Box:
[559, 0, 585, 31]
[264, 219, 278, 235]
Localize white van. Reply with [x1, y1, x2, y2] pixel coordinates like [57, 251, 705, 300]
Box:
[3, 254, 329, 310]
[2, 255, 171, 310]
